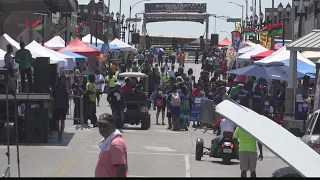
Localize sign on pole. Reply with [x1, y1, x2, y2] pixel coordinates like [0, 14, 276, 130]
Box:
[226, 18, 242, 23]
[145, 3, 207, 13]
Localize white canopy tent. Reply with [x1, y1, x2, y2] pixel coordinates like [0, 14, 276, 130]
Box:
[44, 36, 66, 50]
[46, 48, 75, 69]
[26, 41, 68, 68]
[109, 38, 137, 52]
[0, 34, 20, 53]
[237, 44, 268, 62]
[82, 34, 105, 46]
[257, 46, 315, 66]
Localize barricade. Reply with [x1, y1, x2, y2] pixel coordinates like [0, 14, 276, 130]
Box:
[1, 165, 10, 178]
[67, 95, 88, 130]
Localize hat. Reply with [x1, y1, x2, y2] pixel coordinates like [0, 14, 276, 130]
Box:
[98, 113, 116, 124]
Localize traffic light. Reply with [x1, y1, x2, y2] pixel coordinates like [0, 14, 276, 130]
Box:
[145, 35, 151, 50]
[200, 36, 205, 49]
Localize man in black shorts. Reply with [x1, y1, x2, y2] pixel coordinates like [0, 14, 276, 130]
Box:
[52, 75, 70, 141]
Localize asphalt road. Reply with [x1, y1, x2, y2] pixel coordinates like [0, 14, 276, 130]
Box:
[0, 63, 288, 177]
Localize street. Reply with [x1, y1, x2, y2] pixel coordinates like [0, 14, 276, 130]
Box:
[0, 63, 288, 177]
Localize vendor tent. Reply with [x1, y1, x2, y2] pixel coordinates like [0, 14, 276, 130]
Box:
[218, 38, 231, 47]
[46, 48, 75, 69]
[58, 38, 100, 57]
[26, 41, 68, 68]
[251, 50, 275, 61]
[82, 34, 105, 46]
[109, 38, 137, 52]
[44, 36, 65, 50]
[237, 44, 268, 62]
[0, 34, 20, 53]
[256, 46, 315, 75]
[60, 51, 88, 62]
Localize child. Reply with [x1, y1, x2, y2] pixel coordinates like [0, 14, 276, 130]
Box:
[163, 58, 170, 72]
[154, 64, 159, 73]
[132, 61, 139, 72]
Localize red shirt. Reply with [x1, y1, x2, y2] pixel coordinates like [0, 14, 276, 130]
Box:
[95, 136, 128, 177]
[213, 118, 223, 129]
[191, 89, 202, 100]
[120, 85, 132, 93]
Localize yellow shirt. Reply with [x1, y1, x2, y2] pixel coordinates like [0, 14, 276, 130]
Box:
[86, 82, 96, 102]
[168, 50, 173, 56]
[106, 76, 117, 88]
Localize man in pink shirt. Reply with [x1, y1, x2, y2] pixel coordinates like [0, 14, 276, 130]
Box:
[95, 113, 128, 177]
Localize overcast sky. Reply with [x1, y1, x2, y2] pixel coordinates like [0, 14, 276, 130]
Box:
[78, 0, 292, 40]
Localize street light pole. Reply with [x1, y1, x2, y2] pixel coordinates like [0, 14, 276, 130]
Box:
[127, 0, 150, 44]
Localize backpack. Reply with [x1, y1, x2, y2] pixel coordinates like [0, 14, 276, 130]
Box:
[156, 98, 163, 107]
[171, 93, 181, 107]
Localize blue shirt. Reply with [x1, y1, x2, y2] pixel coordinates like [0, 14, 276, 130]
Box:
[167, 93, 183, 116]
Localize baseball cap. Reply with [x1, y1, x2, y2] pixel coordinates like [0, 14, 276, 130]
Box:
[98, 113, 116, 124]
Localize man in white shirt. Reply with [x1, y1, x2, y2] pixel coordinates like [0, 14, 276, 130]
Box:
[167, 65, 175, 78]
[94, 69, 105, 106]
[211, 118, 235, 156]
[219, 118, 236, 141]
[4, 44, 14, 77]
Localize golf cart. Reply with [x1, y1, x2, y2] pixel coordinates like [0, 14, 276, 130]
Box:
[118, 72, 151, 130]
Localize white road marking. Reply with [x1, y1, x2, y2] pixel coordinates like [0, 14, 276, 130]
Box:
[184, 155, 191, 177]
[143, 146, 176, 152]
[129, 175, 148, 177]
[86, 150, 194, 156]
[38, 146, 71, 150]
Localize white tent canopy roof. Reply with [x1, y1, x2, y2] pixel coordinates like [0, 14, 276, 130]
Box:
[82, 34, 105, 45]
[256, 46, 315, 66]
[44, 36, 66, 50]
[26, 41, 68, 68]
[46, 47, 75, 69]
[109, 38, 137, 52]
[0, 33, 20, 53]
[237, 44, 268, 62]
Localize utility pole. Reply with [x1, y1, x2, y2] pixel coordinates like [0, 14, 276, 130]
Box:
[271, 0, 275, 50]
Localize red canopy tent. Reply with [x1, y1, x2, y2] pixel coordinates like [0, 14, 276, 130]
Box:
[58, 38, 100, 57]
[218, 38, 231, 47]
[250, 50, 275, 61]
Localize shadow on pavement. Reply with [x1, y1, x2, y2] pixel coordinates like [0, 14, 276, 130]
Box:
[210, 159, 239, 166]
[18, 132, 75, 146]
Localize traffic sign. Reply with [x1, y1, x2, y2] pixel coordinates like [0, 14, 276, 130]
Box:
[126, 18, 141, 22]
[226, 18, 241, 23]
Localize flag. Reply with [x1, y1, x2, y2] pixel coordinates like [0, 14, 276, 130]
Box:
[71, 36, 75, 41]
[267, 23, 283, 37]
[32, 19, 42, 28]
[235, 24, 242, 32]
[103, 44, 110, 57]
[34, 24, 44, 31]
[61, 20, 67, 32]
[103, 23, 108, 33]
[25, 20, 30, 29]
[256, 26, 268, 35]
[231, 31, 241, 52]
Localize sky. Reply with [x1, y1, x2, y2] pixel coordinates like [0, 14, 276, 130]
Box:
[78, 0, 292, 40]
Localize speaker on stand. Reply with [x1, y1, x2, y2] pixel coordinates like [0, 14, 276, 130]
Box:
[34, 57, 50, 93]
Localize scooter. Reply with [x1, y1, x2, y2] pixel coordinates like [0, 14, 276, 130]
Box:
[195, 131, 238, 165]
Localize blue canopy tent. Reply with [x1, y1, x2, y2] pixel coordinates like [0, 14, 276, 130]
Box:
[228, 62, 305, 81]
[60, 51, 88, 62]
[282, 59, 316, 78]
[100, 43, 120, 54]
[87, 44, 101, 51]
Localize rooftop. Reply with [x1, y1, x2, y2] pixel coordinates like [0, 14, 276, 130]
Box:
[0, 0, 77, 12]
